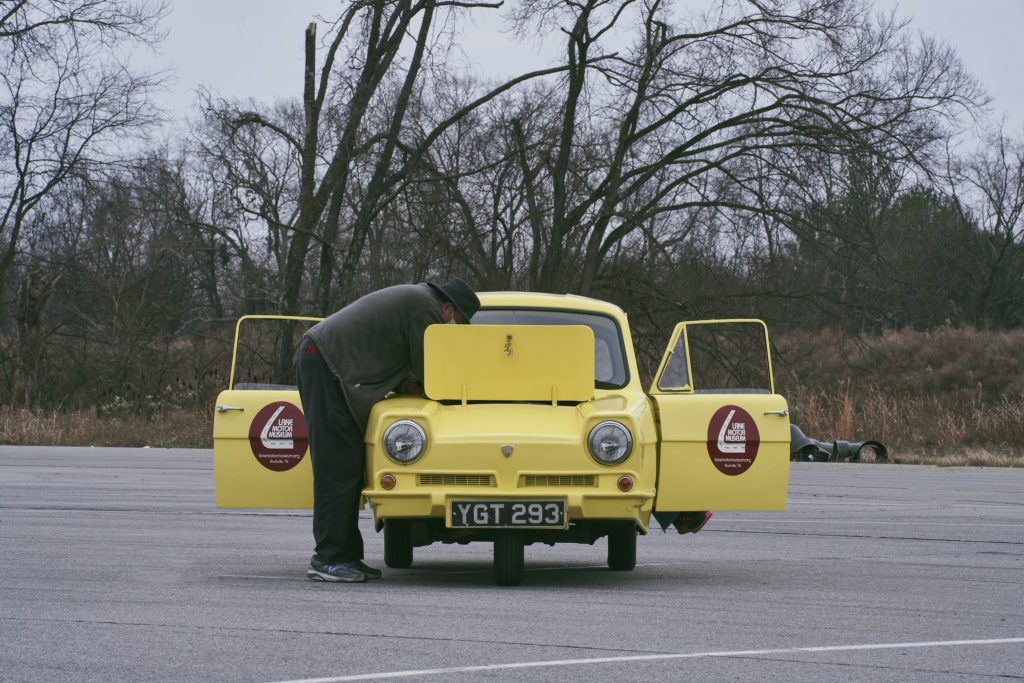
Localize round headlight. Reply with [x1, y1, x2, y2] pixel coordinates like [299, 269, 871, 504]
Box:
[383, 420, 427, 464]
[587, 421, 633, 465]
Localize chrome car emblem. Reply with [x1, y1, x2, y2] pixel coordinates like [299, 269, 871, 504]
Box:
[501, 445, 514, 458]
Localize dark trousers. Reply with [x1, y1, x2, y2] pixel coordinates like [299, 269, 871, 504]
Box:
[296, 337, 365, 563]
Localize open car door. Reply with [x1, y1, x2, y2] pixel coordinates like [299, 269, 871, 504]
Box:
[213, 315, 321, 508]
[650, 319, 790, 512]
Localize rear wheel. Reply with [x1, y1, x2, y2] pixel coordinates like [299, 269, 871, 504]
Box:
[383, 519, 413, 568]
[607, 524, 637, 571]
[493, 532, 525, 586]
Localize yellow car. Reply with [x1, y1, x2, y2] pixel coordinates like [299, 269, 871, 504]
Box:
[213, 292, 791, 585]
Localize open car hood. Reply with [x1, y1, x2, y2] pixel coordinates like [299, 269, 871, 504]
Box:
[423, 324, 594, 403]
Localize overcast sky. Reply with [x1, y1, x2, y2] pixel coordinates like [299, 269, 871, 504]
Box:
[147, 0, 1023, 134]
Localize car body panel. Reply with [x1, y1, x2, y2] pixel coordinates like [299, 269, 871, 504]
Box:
[649, 392, 791, 510]
[423, 324, 594, 402]
[362, 393, 658, 530]
[649, 320, 791, 511]
[212, 314, 320, 509]
[213, 387, 311, 508]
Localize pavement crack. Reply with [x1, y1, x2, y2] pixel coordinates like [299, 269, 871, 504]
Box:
[0, 616, 672, 655]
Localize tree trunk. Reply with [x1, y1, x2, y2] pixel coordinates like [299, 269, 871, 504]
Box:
[12, 269, 61, 407]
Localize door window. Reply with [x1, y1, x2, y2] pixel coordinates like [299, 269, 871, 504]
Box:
[685, 322, 772, 393]
[656, 333, 690, 390]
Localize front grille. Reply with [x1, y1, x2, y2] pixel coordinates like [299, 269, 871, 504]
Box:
[418, 474, 494, 487]
[522, 475, 596, 487]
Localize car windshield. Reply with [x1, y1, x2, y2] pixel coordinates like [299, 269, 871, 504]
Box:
[472, 308, 629, 389]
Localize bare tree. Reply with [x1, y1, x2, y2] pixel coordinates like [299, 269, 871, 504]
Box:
[218, 0, 580, 374]
[0, 0, 166, 306]
[500, 0, 982, 296]
[194, 96, 305, 315]
[18, 164, 225, 408]
[372, 78, 557, 291]
[953, 130, 1024, 326]
[0, 1, 160, 41]
[11, 266, 60, 406]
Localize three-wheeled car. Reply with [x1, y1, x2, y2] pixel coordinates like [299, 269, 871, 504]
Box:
[213, 292, 790, 585]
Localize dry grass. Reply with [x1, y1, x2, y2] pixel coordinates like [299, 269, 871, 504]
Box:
[0, 406, 212, 448]
[2, 325, 1022, 466]
[888, 448, 1023, 467]
[776, 326, 1024, 467]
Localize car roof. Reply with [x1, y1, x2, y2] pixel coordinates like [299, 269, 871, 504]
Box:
[477, 291, 627, 319]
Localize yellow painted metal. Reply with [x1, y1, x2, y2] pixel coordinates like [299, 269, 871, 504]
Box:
[212, 388, 313, 508]
[361, 395, 659, 530]
[475, 292, 648, 398]
[214, 315, 321, 509]
[650, 392, 790, 510]
[423, 324, 595, 402]
[649, 318, 789, 511]
[477, 291, 625, 315]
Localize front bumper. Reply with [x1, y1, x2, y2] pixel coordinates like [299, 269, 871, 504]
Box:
[364, 487, 655, 530]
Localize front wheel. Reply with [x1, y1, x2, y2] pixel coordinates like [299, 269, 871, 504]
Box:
[383, 519, 413, 568]
[607, 524, 637, 571]
[493, 532, 525, 586]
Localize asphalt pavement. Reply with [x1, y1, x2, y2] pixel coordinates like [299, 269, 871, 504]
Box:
[1, 446, 1022, 682]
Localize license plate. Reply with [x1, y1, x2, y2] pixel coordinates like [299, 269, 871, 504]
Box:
[449, 500, 566, 529]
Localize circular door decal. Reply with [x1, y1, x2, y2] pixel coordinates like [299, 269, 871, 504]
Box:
[706, 405, 760, 476]
[249, 402, 308, 472]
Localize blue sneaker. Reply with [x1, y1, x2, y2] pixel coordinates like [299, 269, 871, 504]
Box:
[354, 560, 382, 579]
[307, 556, 367, 583]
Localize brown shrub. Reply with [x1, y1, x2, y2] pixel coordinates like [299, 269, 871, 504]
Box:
[776, 326, 1024, 464]
[776, 325, 1024, 403]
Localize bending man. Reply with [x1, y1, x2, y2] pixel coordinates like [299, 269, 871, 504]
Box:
[296, 279, 480, 582]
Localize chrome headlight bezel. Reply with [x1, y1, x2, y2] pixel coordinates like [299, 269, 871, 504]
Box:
[382, 420, 427, 464]
[587, 420, 633, 465]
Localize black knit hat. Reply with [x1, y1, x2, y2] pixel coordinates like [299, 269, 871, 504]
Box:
[427, 277, 480, 322]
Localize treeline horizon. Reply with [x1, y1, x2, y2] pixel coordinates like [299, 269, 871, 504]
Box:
[2, 0, 1022, 421]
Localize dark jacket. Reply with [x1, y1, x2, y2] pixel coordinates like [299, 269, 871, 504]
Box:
[305, 284, 443, 429]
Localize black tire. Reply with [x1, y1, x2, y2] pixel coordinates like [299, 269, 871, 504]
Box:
[383, 519, 413, 568]
[493, 532, 525, 586]
[607, 524, 637, 571]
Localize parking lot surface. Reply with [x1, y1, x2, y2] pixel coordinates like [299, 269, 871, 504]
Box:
[1, 446, 1022, 682]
